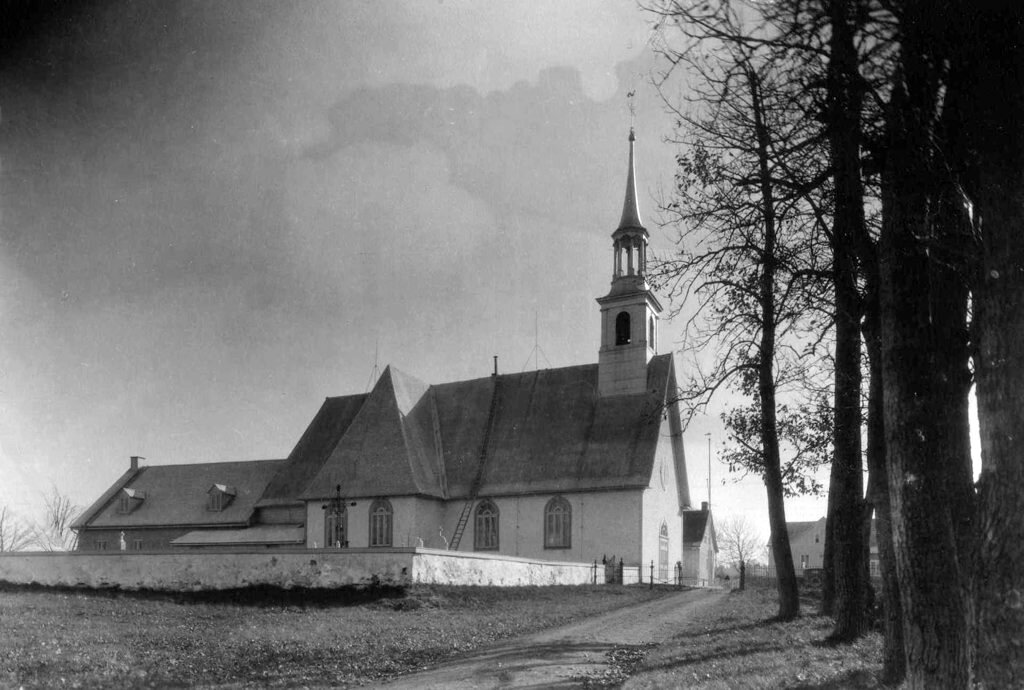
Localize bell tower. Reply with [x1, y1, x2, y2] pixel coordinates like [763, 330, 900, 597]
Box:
[597, 129, 663, 397]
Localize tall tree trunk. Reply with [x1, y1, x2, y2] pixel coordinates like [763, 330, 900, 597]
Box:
[956, 2, 1024, 685]
[863, 283, 905, 684]
[823, 0, 868, 641]
[820, 513, 835, 614]
[748, 64, 800, 621]
[879, 37, 975, 683]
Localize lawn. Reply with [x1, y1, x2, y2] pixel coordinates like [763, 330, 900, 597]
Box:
[0, 584, 670, 688]
[623, 585, 885, 689]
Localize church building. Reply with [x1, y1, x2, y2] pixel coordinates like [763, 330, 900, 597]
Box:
[72, 131, 717, 584]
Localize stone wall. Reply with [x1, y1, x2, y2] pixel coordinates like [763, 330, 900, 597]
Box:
[0, 548, 595, 591]
[411, 549, 594, 586]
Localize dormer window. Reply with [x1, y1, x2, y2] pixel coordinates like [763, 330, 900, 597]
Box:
[118, 488, 146, 514]
[207, 484, 237, 512]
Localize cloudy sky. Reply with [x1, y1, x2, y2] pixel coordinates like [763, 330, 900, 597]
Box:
[0, 0, 831, 543]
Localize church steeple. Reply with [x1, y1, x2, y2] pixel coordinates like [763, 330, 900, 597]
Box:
[609, 129, 650, 291]
[618, 128, 643, 231]
[597, 129, 663, 397]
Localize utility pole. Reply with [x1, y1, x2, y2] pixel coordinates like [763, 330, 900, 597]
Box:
[705, 432, 712, 509]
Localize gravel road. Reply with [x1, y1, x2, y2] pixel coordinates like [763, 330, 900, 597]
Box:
[375, 587, 725, 689]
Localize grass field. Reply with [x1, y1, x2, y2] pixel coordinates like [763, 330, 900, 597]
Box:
[623, 585, 885, 689]
[0, 584, 670, 688]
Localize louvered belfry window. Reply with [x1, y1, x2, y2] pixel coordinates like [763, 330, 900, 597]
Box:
[369, 498, 393, 547]
[544, 496, 572, 549]
[474, 500, 499, 551]
[615, 311, 631, 345]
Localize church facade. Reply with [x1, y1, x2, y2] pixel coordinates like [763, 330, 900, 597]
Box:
[73, 131, 716, 583]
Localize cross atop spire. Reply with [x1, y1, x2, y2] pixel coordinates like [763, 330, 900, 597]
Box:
[617, 128, 644, 232]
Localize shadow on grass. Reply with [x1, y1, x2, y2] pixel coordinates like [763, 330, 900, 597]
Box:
[0, 580, 407, 607]
[667, 615, 780, 641]
[789, 668, 879, 689]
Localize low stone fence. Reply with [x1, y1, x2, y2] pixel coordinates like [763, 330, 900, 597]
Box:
[0, 547, 594, 591]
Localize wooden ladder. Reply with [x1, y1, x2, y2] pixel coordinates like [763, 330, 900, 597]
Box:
[448, 376, 501, 550]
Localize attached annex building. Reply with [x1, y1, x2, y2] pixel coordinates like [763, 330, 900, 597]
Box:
[72, 131, 717, 584]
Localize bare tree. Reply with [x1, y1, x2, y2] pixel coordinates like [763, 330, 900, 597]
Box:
[717, 515, 764, 590]
[33, 486, 81, 552]
[649, 0, 833, 622]
[0, 506, 35, 552]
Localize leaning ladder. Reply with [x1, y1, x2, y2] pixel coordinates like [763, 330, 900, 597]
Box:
[448, 376, 501, 550]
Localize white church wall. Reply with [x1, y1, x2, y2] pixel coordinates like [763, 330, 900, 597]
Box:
[640, 420, 685, 579]
[450, 490, 642, 565]
[306, 501, 325, 548]
[394, 498, 446, 548]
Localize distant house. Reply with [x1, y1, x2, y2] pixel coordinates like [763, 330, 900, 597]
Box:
[682, 502, 717, 584]
[772, 516, 880, 576]
[71, 130, 717, 582]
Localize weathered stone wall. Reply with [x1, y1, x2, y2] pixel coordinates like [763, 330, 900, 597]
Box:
[411, 549, 595, 586]
[0, 548, 595, 590]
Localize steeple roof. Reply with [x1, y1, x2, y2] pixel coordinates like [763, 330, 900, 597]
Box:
[617, 128, 645, 232]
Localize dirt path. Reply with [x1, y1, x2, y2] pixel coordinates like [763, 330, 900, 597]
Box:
[376, 588, 725, 689]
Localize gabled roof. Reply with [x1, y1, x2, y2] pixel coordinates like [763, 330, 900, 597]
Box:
[77, 459, 285, 529]
[683, 507, 717, 551]
[298, 354, 678, 500]
[256, 393, 367, 506]
[71, 467, 141, 530]
[785, 518, 825, 544]
[299, 366, 444, 500]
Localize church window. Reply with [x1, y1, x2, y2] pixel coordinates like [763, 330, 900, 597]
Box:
[369, 498, 393, 547]
[659, 522, 670, 582]
[615, 311, 631, 345]
[544, 496, 572, 549]
[325, 505, 347, 548]
[474, 500, 499, 551]
[649, 316, 655, 348]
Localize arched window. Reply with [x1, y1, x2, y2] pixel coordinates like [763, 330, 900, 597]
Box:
[648, 316, 655, 349]
[615, 311, 631, 345]
[474, 500, 499, 551]
[369, 498, 393, 547]
[659, 521, 670, 581]
[544, 496, 572, 549]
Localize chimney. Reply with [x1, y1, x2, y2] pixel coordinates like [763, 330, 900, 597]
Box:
[130, 456, 144, 471]
[492, 355, 498, 377]
[701, 501, 709, 512]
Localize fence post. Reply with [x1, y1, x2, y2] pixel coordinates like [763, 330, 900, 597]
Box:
[650, 561, 654, 589]
[618, 558, 624, 585]
[592, 560, 597, 585]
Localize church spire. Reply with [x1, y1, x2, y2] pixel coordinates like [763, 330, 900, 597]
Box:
[617, 128, 644, 231]
[597, 128, 663, 397]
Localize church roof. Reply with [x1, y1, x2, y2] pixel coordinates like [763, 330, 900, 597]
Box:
[257, 393, 368, 506]
[297, 354, 678, 500]
[77, 459, 285, 529]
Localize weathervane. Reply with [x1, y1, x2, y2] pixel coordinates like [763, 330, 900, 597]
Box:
[627, 88, 637, 131]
